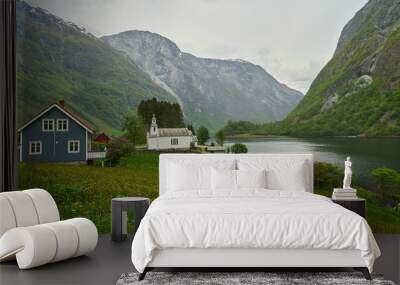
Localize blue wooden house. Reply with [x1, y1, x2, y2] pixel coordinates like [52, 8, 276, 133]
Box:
[18, 100, 105, 163]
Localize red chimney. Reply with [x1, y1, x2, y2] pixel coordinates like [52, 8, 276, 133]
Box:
[59, 99, 65, 107]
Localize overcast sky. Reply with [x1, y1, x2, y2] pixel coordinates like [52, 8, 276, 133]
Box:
[27, 0, 367, 93]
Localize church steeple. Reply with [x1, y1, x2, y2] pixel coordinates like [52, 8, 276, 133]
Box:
[150, 114, 158, 136]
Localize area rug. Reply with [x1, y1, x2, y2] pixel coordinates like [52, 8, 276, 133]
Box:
[116, 272, 395, 285]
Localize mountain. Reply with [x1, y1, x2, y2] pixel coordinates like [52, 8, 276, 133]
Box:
[277, 0, 400, 136]
[101, 31, 303, 130]
[16, 1, 175, 134]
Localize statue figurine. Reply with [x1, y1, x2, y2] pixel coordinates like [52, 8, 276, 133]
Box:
[343, 156, 353, 190]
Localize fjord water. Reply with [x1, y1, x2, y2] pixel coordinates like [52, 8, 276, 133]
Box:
[226, 137, 400, 185]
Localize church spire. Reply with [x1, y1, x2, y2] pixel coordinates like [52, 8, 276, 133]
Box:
[150, 114, 158, 136]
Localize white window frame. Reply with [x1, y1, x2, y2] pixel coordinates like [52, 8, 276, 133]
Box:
[29, 141, 42, 155]
[68, 140, 80, 153]
[57, 119, 69, 131]
[42, 119, 54, 132]
[171, 138, 179, 145]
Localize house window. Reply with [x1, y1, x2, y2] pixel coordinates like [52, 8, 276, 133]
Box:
[171, 138, 179, 145]
[57, 119, 68, 131]
[68, 140, 80, 153]
[42, 119, 54, 131]
[29, 141, 42, 155]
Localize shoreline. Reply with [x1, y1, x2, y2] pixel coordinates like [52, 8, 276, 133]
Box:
[225, 134, 400, 139]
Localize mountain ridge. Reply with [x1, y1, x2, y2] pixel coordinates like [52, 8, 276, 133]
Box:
[17, 1, 304, 134]
[285, 0, 400, 136]
[16, 1, 176, 134]
[225, 0, 400, 137]
[102, 30, 303, 130]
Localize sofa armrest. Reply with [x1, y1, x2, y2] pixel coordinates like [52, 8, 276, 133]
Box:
[0, 226, 57, 268]
[0, 218, 98, 269]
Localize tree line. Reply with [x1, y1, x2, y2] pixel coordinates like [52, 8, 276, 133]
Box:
[123, 98, 219, 146]
[123, 98, 184, 145]
[121, 98, 250, 153]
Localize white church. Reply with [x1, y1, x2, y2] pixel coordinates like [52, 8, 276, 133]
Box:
[147, 115, 197, 150]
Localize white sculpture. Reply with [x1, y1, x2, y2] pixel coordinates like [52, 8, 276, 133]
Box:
[343, 156, 353, 190]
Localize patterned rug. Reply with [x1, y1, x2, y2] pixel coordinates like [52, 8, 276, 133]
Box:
[116, 271, 396, 285]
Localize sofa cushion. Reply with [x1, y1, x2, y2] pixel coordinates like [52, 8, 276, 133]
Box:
[42, 221, 79, 262]
[0, 191, 39, 227]
[24, 189, 60, 224]
[0, 218, 98, 269]
[0, 189, 98, 269]
[66, 218, 98, 257]
[0, 196, 16, 237]
[0, 226, 57, 269]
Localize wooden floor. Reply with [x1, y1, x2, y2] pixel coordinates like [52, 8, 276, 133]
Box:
[0, 234, 399, 285]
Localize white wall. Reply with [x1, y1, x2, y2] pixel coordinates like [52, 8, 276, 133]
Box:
[148, 136, 191, 150]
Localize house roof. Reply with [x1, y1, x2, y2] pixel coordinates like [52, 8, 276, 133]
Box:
[18, 102, 95, 133]
[93, 133, 110, 139]
[149, 128, 193, 138]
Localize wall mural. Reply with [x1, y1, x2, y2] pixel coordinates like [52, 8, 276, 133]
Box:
[17, 0, 400, 233]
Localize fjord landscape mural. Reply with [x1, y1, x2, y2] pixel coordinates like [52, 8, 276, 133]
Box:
[17, 0, 400, 233]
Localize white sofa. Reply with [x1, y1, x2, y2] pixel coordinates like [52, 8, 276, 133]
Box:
[0, 189, 98, 269]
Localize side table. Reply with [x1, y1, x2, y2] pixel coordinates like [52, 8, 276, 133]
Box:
[111, 197, 150, 242]
[332, 198, 366, 218]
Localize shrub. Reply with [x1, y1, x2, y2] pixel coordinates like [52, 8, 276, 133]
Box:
[106, 140, 135, 165]
[371, 167, 400, 209]
[314, 162, 342, 191]
[123, 115, 146, 145]
[230, 143, 248, 153]
[215, 130, 225, 146]
[197, 126, 210, 145]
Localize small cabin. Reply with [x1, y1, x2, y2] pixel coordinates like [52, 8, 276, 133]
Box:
[18, 100, 106, 163]
[93, 133, 110, 144]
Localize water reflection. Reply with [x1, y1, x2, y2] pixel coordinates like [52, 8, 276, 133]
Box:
[226, 137, 400, 184]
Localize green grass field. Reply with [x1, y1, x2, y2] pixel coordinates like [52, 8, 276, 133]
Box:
[18, 153, 400, 234]
[19, 153, 160, 233]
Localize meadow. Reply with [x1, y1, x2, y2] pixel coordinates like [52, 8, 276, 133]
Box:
[19, 153, 159, 233]
[18, 153, 400, 234]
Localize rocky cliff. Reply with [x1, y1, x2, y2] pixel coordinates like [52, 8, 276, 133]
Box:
[102, 31, 303, 130]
